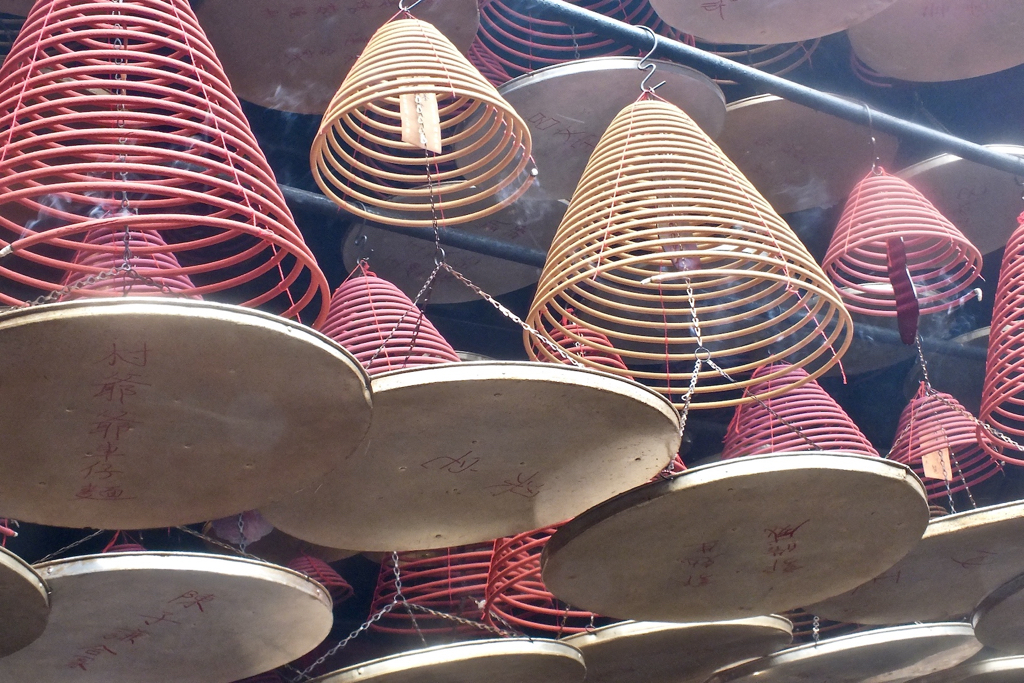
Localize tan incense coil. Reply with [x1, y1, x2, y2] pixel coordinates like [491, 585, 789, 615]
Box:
[526, 98, 853, 410]
[311, 17, 533, 228]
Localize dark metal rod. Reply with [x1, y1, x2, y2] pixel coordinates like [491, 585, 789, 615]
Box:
[280, 184, 550, 269]
[520, 0, 1024, 178]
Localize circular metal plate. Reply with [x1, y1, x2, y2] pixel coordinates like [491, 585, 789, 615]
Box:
[195, 0, 480, 114]
[263, 361, 681, 551]
[848, 0, 1024, 82]
[898, 146, 1024, 255]
[0, 552, 333, 682]
[910, 656, 1024, 683]
[716, 94, 899, 215]
[0, 298, 372, 529]
[648, 0, 896, 45]
[809, 501, 1024, 625]
[541, 452, 928, 622]
[707, 624, 981, 683]
[562, 616, 794, 683]
[309, 639, 586, 683]
[0, 546, 49, 657]
[495, 56, 726, 204]
[973, 573, 1024, 652]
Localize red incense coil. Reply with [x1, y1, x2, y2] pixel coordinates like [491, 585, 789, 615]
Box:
[548, 320, 631, 375]
[891, 383, 1001, 500]
[485, 526, 599, 634]
[822, 169, 983, 317]
[723, 363, 878, 458]
[695, 38, 820, 86]
[369, 544, 494, 636]
[320, 267, 461, 375]
[467, 37, 511, 87]
[287, 554, 354, 606]
[0, 0, 328, 325]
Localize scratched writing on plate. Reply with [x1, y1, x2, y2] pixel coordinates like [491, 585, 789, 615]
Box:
[526, 112, 598, 153]
[762, 519, 809, 576]
[700, 0, 739, 21]
[678, 540, 723, 588]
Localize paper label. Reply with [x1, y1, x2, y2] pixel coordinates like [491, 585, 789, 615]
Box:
[922, 445, 953, 481]
[400, 92, 442, 154]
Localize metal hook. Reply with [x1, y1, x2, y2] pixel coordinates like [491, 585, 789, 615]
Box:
[637, 27, 666, 94]
[398, 0, 424, 11]
[861, 102, 881, 174]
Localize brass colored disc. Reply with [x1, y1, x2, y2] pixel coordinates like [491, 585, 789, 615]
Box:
[0, 552, 333, 682]
[541, 452, 928, 622]
[717, 94, 899, 215]
[562, 616, 794, 683]
[647, 0, 896, 45]
[0, 546, 49, 657]
[495, 57, 726, 203]
[848, 0, 1024, 82]
[195, 0, 480, 114]
[0, 298, 372, 529]
[973, 572, 1024, 653]
[706, 624, 981, 683]
[910, 656, 1024, 683]
[809, 501, 1024, 625]
[898, 146, 1024, 255]
[263, 362, 681, 551]
[309, 639, 586, 683]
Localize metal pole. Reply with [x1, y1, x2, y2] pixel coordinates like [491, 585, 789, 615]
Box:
[518, 0, 1024, 178]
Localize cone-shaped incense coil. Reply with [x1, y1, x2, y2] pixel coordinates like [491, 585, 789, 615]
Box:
[485, 526, 600, 634]
[723, 363, 878, 458]
[311, 17, 533, 228]
[477, 0, 679, 79]
[287, 555, 353, 606]
[320, 267, 460, 375]
[369, 544, 494, 636]
[548, 320, 631, 375]
[822, 169, 982, 317]
[526, 98, 852, 410]
[0, 0, 328, 324]
[467, 37, 511, 88]
[891, 382, 1001, 501]
[981, 216, 1024, 464]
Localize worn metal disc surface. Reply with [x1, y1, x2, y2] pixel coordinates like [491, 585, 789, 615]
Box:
[0, 546, 49, 657]
[541, 452, 928, 622]
[973, 572, 1024, 652]
[195, 0, 480, 114]
[910, 656, 1024, 683]
[809, 501, 1024, 625]
[342, 185, 562, 304]
[707, 624, 981, 683]
[0, 552, 333, 682]
[0, 298, 372, 529]
[848, 0, 1024, 82]
[494, 57, 725, 203]
[309, 639, 586, 683]
[648, 0, 896, 45]
[717, 95, 899, 215]
[898, 146, 1024, 255]
[263, 362, 681, 551]
[562, 616, 793, 683]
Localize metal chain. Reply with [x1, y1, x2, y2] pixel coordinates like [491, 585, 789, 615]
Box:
[405, 603, 513, 637]
[36, 529, 108, 564]
[236, 514, 248, 554]
[174, 525, 262, 562]
[812, 615, 820, 645]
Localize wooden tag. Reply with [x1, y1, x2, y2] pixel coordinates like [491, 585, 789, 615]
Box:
[922, 445, 953, 481]
[400, 92, 442, 154]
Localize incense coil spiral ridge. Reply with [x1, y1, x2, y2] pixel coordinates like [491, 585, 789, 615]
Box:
[891, 382, 1001, 500]
[477, 0, 681, 80]
[0, 0, 328, 325]
[467, 37, 511, 88]
[723, 363, 878, 458]
[548, 320, 631, 375]
[286, 554, 354, 606]
[311, 17, 534, 228]
[822, 169, 983, 317]
[696, 38, 820, 86]
[526, 99, 853, 410]
[485, 526, 600, 634]
[369, 544, 494, 636]
[320, 267, 460, 375]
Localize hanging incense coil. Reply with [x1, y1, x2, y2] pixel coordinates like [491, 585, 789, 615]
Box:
[526, 98, 853, 410]
[0, 0, 328, 325]
[822, 169, 983, 317]
[890, 383, 1001, 501]
[311, 17, 533, 228]
[287, 555, 353, 606]
[723, 363, 878, 458]
[696, 38, 821, 86]
[320, 266, 461, 374]
[369, 544, 494, 636]
[467, 37, 511, 88]
[850, 49, 898, 89]
[548, 320, 631, 375]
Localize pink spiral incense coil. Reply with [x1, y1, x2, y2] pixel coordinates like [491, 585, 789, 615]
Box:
[891, 383, 1001, 500]
[320, 267, 460, 375]
[467, 37, 511, 87]
[485, 526, 599, 634]
[0, 0, 328, 325]
[822, 169, 982, 317]
[548, 321, 631, 375]
[981, 216, 1024, 465]
[287, 554, 353, 606]
[723, 363, 878, 458]
[369, 544, 494, 636]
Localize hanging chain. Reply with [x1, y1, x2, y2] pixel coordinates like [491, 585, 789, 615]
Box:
[811, 615, 820, 645]
[236, 514, 248, 554]
[36, 529, 108, 564]
[677, 279, 704, 437]
[175, 525, 262, 562]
